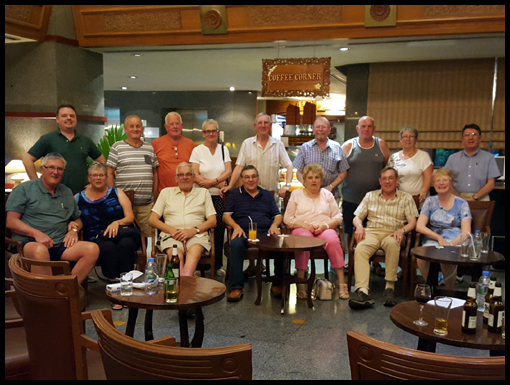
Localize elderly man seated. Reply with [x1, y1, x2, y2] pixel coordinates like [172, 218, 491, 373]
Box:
[349, 166, 419, 310]
[6, 152, 99, 284]
[149, 162, 216, 276]
[222, 165, 283, 302]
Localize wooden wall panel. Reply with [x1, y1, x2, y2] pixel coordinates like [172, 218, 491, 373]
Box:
[71, 5, 505, 48]
[367, 59, 505, 149]
[5, 5, 53, 41]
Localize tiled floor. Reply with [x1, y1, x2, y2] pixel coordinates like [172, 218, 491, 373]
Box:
[85, 256, 505, 380]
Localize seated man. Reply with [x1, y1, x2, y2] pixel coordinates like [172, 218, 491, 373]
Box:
[6, 153, 99, 285]
[222, 165, 283, 302]
[149, 162, 216, 276]
[349, 166, 418, 310]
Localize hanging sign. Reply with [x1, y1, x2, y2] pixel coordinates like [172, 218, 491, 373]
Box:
[261, 57, 330, 98]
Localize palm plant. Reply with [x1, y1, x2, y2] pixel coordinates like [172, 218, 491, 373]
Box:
[97, 124, 126, 161]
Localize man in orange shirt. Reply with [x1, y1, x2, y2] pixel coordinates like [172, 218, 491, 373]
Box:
[152, 112, 195, 192]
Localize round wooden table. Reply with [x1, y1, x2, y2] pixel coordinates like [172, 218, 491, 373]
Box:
[390, 301, 505, 356]
[106, 276, 225, 347]
[411, 246, 504, 298]
[253, 234, 325, 314]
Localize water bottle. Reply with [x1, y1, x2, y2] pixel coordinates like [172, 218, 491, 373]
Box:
[473, 230, 483, 258]
[145, 257, 158, 295]
[476, 270, 490, 312]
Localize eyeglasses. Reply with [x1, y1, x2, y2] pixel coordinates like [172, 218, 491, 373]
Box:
[203, 130, 218, 134]
[43, 166, 65, 173]
[176, 173, 193, 179]
[463, 132, 480, 137]
[401, 135, 416, 140]
[89, 174, 106, 178]
[380, 177, 396, 182]
[242, 175, 259, 180]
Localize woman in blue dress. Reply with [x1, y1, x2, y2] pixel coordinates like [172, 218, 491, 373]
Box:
[416, 168, 472, 290]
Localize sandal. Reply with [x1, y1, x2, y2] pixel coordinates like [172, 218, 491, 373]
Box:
[338, 284, 350, 300]
[111, 303, 123, 310]
[297, 284, 307, 300]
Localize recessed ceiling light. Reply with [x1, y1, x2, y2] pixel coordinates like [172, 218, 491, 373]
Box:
[229, 86, 235, 91]
[340, 47, 350, 51]
[130, 76, 137, 79]
[121, 87, 128, 90]
[133, 53, 142, 57]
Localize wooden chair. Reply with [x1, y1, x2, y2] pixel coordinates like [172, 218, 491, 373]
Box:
[151, 219, 215, 279]
[346, 195, 420, 299]
[409, 200, 496, 298]
[91, 308, 253, 380]
[8, 253, 107, 380]
[347, 330, 505, 380]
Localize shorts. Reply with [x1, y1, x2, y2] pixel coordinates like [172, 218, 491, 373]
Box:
[157, 232, 211, 254]
[21, 241, 67, 261]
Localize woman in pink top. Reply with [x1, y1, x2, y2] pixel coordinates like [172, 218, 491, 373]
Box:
[284, 164, 348, 300]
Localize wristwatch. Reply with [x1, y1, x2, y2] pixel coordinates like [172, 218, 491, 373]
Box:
[194, 226, 200, 234]
[472, 194, 479, 201]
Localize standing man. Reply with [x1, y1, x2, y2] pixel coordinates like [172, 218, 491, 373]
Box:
[22, 104, 105, 192]
[223, 165, 283, 302]
[6, 153, 99, 285]
[349, 167, 418, 309]
[152, 112, 195, 191]
[221, 113, 294, 198]
[293, 117, 349, 203]
[106, 115, 159, 237]
[444, 124, 500, 201]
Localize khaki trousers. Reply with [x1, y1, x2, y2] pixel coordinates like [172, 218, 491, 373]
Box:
[133, 202, 154, 238]
[354, 228, 400, 291]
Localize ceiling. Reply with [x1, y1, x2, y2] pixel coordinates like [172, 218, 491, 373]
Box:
[6, 32, 506, 99]
[93, 33, 505, 99]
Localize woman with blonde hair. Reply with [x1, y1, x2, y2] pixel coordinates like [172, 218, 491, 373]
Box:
[416, 168, 472, 290]
[284, 164, 348, 300]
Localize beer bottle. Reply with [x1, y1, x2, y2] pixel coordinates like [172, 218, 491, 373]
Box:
[488, 282, 504, 334]
[462, 283, 478, 334]
[164, 246, 180, 303]
[483, 276, 496, 324]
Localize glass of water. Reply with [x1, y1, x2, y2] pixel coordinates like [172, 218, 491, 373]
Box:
[120, 272, 133, 296]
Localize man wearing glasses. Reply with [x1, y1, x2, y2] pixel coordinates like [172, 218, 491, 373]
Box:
[444, 124, 500, 201]
[149, 162, 216, 277]
[152, 112, 195, 191]
[22, 104, 105, 192]
[6, 153, 99, 285]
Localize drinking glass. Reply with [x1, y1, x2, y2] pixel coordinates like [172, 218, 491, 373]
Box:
[413, 284, 431, 326]
[248, 222, 257, 241]
[120, 272, 133, 296]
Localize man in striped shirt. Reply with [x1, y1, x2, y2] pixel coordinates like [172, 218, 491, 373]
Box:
[349, 166, 418, 310]
[107, 115, 159, 237]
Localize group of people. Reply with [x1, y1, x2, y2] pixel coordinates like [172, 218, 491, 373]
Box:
[6, 104, 501, 313]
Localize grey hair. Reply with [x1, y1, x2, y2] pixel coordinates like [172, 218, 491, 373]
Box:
[202, 119, 219, 130]
[165, 111, 182, 124]
[253, 112, 271, 124]
[176, 162, 194, 175]
[380, 166, 399, 178]
[399, 125, 419, 139]
[88, 161, 107, 175]
[41, 153, 67, 167]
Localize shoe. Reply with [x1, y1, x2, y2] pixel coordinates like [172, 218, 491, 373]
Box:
[216, 268, 226, 277]
[297, 284, 307, 300]
[88, 275, 97, 283]
[270, 285, 283, 298]
[338, 283, 350, 300]
[382, 288, 398, 307]
[348, 289, 375, 310]
[456, 275, 464, 283]
[227, 289, 243, 302]
[243, 266, 256, 278]
[374, 265, 385, 277]
[111, 303, 123, 310]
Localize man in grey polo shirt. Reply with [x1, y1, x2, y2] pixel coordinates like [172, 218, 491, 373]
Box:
[6, 153, 99, 285]
[444, 124, 500, 201]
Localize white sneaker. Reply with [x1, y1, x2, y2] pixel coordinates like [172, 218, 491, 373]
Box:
[216, 268, 226, 276]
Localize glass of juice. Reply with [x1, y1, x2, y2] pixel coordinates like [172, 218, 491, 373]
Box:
[249, 222, 257, 241]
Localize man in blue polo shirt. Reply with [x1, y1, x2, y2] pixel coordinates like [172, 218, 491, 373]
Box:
[444, 124, 500, 201]
[22, 104, 105, 192]
[223, 165, 283, 302]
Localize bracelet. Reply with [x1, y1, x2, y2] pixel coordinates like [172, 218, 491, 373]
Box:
[329, 184, 334, 189]
[325, 223, 330, 229]
[401, 228, 406, 233]
[71, 228, 78, 233]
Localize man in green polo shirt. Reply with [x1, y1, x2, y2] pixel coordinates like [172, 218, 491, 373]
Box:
[6, 153, 99, 285]
[22, 104, 105, 192]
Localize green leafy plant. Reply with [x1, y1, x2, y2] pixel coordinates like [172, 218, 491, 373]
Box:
[97, 124, 126, 161]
